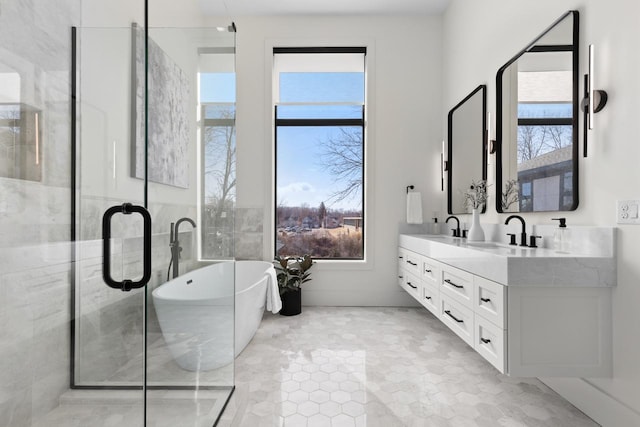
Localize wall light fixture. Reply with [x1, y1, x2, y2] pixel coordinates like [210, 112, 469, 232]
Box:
[582, 44, 608, 157]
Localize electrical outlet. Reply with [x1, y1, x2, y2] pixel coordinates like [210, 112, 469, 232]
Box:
[617, 200, 640, 224]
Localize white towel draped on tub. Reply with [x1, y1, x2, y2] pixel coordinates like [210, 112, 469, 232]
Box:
[265, 266, 282, 314]
[406, 191, 423, 224]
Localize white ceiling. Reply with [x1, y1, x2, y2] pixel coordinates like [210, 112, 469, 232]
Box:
[199, 0, 450, 16]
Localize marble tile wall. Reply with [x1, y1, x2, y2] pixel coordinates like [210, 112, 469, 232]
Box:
[0, 0, 80, 425]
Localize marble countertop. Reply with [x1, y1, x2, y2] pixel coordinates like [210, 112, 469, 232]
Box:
[399, 234, 616, 287]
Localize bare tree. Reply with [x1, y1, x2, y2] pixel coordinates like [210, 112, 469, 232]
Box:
[318, 128, 363, 206]
[547, 125, 571, 150]
[204, 112, 236, 209]
[518, 126, 544, 162]
[202, 109, 236, 258]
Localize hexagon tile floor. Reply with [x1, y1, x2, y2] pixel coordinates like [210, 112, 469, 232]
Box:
[217, 307, 599, 427]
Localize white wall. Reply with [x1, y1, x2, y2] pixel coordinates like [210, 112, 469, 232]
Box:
[225, 15, 443, 306]
[443, 0, 640, 424]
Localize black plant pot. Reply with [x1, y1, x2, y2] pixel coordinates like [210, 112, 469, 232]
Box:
[280, 289, 302, 316]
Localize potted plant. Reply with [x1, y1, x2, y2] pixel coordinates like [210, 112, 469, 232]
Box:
[273, 255, 314, 316]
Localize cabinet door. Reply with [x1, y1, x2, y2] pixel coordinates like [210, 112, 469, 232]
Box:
[507, 286, 612, 377]
[475, 314, 506, 373]
[474, 276, 505, 328]
[441, 294, 474, 347]
[422, 257, 441, 288]
[420, 281, 439, 316]
[401, 271, 421, 299]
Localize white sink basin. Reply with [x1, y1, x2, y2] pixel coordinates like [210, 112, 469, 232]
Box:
[465, 241, 502, 248]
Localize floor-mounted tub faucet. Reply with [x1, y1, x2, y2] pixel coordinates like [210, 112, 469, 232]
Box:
[170, 217, 196, 279]
[446, 216, 461, 237]
[504, 214, 527, 247]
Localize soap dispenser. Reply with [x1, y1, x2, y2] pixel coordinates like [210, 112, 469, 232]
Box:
[430, 217, 441, 235]
[551, 218, 570, 252]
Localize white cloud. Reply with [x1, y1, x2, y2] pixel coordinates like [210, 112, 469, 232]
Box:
[278, 182, 316, 194]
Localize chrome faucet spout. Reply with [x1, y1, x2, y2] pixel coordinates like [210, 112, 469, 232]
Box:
[504, 215, 528, 247]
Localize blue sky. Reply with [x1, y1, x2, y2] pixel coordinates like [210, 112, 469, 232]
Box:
[277, 126, 362, 210]
[277, 72, 364, 211]
[518, 102, 572, 118]
[201, 71, 365, 211]
[200, 73, 235, 103]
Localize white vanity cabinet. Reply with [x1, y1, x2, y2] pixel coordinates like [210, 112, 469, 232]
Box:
[398, 234, 614, 378]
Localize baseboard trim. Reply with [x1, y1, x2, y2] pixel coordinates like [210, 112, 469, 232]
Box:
[301, 289, 420, 307]
[541, 377, 640, 427]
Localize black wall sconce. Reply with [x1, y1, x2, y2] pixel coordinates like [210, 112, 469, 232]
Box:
[441, 140, 447, 192]
[582, 44, 608, 157]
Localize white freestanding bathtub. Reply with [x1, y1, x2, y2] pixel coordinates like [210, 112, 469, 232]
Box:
[152, 260, 273, 371]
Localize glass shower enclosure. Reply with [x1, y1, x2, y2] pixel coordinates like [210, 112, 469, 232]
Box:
[71, 23, 237, 426]
[0, 0, 236, 424]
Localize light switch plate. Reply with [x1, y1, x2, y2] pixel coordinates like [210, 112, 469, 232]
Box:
[617, 200, 640, 224]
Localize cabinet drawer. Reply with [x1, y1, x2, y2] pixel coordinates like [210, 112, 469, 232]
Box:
[441, 267, 473, 309]
[422, 258, 440, 287]
[474, 314, 506, 373]
[440, 294, 474, 347]
[420, 281, 439, 316]
[474, 276, 506, 328]
[401, 271, 421, 299]
[403, 250, 422, 275]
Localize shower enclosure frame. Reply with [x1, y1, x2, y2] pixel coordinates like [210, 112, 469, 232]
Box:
[68, 2, 237, 425]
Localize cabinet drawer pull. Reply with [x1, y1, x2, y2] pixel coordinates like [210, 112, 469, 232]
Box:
[425, 269, 432, 273]
[480, 338, 491, 344]
[407, 282, 417, 289]
[444, 310, 464, 323]
[480, 297, 491, 303]
[399, 255, 403, 259]
[398, 275, 403, 279]
[444, 278, 464, 289]
[424, 296, 432, 300]
[406, 260, 417, 266]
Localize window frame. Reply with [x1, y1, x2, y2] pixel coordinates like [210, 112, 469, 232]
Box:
[273, 47, 366, 261]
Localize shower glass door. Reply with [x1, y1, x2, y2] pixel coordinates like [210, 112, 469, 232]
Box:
[74, 22, 236, 427]
[73, 24, 147, 424]
[144, 25, 236, 426]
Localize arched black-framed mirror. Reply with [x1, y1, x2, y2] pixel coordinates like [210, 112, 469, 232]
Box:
[496, 10, 579, 213]
[447, 84, 487, 214]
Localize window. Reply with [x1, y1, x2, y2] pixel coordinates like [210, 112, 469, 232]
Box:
[199, 49, 236, 259]
[516, 68, 574, 211]
[274, 48, 366, 260]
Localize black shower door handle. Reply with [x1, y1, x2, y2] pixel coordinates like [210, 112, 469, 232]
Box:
[102, 203, 152, 291]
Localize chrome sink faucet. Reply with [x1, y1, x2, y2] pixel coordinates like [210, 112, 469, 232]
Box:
[446, 215, 461, 237]
[504, 215, 527, 247]
[170, 217, 196, 279]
